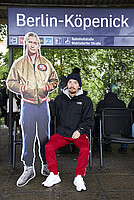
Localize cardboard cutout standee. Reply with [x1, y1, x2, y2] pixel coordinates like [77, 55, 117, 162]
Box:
[6, 32, 58, 187]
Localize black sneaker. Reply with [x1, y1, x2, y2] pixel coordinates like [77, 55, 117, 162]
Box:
[118, 147, 127, 154]
[41, 164, 50, 176]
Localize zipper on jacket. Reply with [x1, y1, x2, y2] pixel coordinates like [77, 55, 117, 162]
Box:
[33, 63, 40, 104]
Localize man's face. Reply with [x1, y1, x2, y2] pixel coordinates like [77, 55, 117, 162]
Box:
[26, 36, 40, 56]
[67, 79, 80, 96]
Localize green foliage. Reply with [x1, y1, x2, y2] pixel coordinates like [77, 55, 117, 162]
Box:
[0, 52, 9, 86]
[13, 48, 23, 61]
[1, 47, 134, 110]
[0, 24, 7, 41]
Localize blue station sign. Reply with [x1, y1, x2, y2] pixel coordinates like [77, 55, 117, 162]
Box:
[8, 7, 134, 47]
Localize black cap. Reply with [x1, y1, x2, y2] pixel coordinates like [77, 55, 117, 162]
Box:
[67, 73, 82, 87]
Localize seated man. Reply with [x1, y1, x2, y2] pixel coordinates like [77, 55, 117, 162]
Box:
[128, 97, 134, 151]
[42, 73, 94, 191]
[95, 83, 126, 152]
[118, 97, 134, 153]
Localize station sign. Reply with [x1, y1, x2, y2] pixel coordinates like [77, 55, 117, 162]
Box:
[8, 7, 134, 47]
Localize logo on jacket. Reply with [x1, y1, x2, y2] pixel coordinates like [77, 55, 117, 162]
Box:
[37, 64, 47, 71]
[76, 102, 82, 105]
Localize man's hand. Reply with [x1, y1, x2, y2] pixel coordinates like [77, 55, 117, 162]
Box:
[71, 130, 80, 139]
[3, 106, 7, 110]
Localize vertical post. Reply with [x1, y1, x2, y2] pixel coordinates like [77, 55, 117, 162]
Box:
[100, 117, 103, 169]
[8, 47, 13, 165]
[133, 80, 134, 97]
[89, 129, 92, 169]
[52, 50, 55, 67]
[60, 55, 62, 76]
[52, 50, 56, 94]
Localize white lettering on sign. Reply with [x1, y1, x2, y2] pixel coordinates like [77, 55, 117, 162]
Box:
[17, 14, 26, 26]
[16, 13, 130, 30]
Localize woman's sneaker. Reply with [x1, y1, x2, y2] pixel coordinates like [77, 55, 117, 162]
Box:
[16, 166, 35, 187]
[41, 164, 50, 176]
[73, 175, 86, 191]
[42, 172, 61, 187]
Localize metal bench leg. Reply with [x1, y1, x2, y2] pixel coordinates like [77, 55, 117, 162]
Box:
[99, 118, 103, 169]
[89, 129, 92, 169]
[13, 120, 17, 170]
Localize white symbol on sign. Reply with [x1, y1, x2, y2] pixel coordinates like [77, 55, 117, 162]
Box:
[55, 38, 62, 45]
[44, 37, 53, 45]
[64, 38, 70, 45]
[10, 37, 17, 44]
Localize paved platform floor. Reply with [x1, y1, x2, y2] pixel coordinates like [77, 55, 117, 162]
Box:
[0, 126, 134, 200]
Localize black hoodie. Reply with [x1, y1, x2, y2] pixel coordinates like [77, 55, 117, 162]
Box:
[96, 93, 126, 114]
[49, 87, 94, 138]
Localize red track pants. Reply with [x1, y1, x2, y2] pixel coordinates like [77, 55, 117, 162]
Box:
[45, 134, 90, 177]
